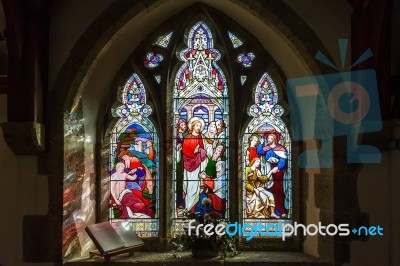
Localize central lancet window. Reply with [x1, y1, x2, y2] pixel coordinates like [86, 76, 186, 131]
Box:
[172, 21, 229, 233]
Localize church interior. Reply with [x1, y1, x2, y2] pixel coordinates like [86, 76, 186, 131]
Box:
[0, 0, 399, 265]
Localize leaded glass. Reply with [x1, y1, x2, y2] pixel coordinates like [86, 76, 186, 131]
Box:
[154, 31, 173, 48]
[172, 21, 229, 234]
[144, 52, 163, 68]
[109, 73, 159, 237]
[241, 75, 247, 85]
[63, 101, 93, 259]
[242, 72, 292, 237]
[154, 75, 161, 84]
[237, 52, 255, 67]
[228, 31, 243, 48]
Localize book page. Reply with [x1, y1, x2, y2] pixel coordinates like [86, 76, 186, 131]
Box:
[86, 222, 125, 253]
[111, 222, 144, 248]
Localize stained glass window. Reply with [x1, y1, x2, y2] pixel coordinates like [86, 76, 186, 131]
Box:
[109, 73, 159, 237]
[172, 21, 229, 234]
[228, 31, 243, 48]
[242, 72, 292, 236]
[237, 52, 255, 67]
[144, 52, 163, 68]
[241, 75, 247, 85]
[154, 75, 161, 84]
[154, 31, 173, 48]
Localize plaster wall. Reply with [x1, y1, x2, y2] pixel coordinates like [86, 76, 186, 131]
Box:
[0, 95, 51, 266]
[283, 0, 352, 67]
[48, 0, 115, 88]
[343, 148, 400, 266]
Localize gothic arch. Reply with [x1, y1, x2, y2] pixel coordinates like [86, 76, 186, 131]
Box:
[48, 0, 332, 261]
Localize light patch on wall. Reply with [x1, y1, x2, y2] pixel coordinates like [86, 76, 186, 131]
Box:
[63, 99, 96, 261]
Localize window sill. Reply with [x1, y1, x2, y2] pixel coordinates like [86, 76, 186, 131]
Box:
[65, 251, 331, 265]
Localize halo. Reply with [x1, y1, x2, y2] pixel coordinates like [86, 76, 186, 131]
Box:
[188, 116, 205, 132]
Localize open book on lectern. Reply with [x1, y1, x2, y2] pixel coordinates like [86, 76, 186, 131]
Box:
[85, 221, 144, 255]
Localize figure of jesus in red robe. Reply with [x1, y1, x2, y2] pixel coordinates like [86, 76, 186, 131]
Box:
[182, 117, 208, 212]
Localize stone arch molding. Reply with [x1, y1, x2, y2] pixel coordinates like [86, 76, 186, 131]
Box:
[55, 0, 323, 117]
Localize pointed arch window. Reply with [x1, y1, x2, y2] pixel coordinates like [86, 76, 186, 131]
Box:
[109, 73, 159, 237]
[172, 21, 230, 233]
[154, 31, 173, 48]
[242, 73, 292, 234]
[228, 31, 243, 48]
[63, 10, 298, 262]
